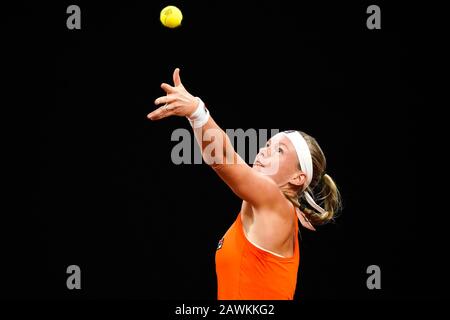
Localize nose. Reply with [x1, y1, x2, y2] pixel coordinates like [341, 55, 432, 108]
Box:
[260, 146, 270, 158]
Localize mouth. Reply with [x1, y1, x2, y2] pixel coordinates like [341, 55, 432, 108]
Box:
[254, 161, 265, 168]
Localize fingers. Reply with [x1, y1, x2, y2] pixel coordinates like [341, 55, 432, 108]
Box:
[148, 69, 183, 121]
[161, 82, 176, 94]
[150, 92, 178, 121]
[147, 104, 175, 120]
[173, 68, 182, 87]
[154, 94, 177, 105]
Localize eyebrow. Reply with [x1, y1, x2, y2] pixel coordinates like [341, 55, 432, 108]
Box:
[267, 140, 288, 149]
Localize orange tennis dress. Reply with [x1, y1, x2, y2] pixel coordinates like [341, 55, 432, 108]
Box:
[215, 208, 300, 300]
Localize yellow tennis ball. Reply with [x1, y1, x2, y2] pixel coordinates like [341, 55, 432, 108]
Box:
[160, 5, 183, 28]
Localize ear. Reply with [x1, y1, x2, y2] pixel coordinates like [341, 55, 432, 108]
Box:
[289, 171, 307, 188]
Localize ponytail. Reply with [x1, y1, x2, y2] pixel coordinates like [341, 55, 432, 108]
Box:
[300, 173, 342, 226]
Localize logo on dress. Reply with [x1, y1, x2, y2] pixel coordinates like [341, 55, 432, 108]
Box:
[217, 237, 224, 250]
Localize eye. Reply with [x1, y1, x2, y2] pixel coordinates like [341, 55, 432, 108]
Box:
[278, 147, 284, 153]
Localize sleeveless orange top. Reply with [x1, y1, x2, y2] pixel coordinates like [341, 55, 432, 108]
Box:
[215, 208, 300, 300]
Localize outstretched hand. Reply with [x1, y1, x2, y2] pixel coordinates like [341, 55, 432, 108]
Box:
[147, 68, 199, 121]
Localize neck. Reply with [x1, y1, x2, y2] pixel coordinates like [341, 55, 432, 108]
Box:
[279, 184, 300, 206]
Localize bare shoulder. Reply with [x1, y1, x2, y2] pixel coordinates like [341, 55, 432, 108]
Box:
[241, 199, 296, 247]
[241, 196, 293, 222]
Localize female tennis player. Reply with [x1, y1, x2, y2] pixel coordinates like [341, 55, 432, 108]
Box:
[148, 68, 342, 300]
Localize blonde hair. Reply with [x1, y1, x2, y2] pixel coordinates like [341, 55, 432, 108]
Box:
[281, 130, 342, 226]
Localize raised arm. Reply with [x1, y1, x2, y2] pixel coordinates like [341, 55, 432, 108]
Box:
[147, 68, 284, 210]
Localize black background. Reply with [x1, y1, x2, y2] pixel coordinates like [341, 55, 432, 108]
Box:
[2, 0, 445, 304]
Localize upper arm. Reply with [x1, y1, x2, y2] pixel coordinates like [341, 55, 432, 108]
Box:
[211, 153, 285, 209]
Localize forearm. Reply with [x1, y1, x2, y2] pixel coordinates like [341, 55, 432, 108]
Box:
[192, 113, 240, 167]
[190, 110, 281, 208]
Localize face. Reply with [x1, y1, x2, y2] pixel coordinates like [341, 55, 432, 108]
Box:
[253, 133, 307, 187]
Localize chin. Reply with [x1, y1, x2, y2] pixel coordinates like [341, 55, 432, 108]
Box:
[254, 166, 270, 175]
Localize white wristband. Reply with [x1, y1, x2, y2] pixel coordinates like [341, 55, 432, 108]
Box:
[188, 97, 210, 128]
